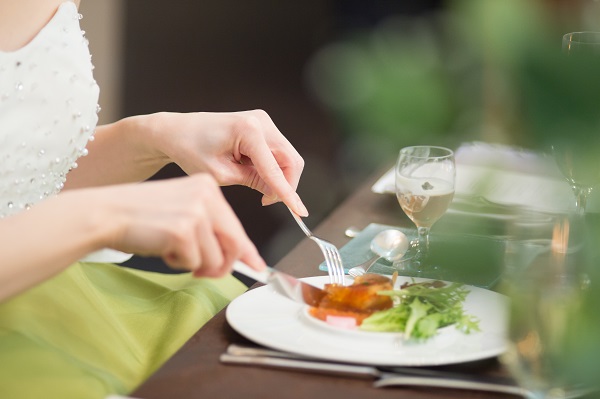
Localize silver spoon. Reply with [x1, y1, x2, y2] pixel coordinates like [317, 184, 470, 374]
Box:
[347, 229, 409, 278]
[344, 226, 362, 238]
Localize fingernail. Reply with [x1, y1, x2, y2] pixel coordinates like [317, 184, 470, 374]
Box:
[296, 197, 309, 217]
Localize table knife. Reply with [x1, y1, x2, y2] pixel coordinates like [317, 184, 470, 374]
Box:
[232, 261, 326, 306]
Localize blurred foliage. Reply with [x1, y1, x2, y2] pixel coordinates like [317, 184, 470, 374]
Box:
[307, 0, 600, 163]
[308, 18, 454, 140]
[307, 14, 463, 165]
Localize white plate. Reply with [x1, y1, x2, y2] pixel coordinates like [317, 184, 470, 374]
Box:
[226, 275, 508, 367]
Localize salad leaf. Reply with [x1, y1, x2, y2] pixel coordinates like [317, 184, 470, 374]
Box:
[405, 298, 431, 338]
[360, 280, 481, 340]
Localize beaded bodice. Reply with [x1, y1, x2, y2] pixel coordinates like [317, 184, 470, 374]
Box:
[0, 2, 99, 218]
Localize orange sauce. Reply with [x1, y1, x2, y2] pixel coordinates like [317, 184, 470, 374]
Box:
[309, 274, 393, 326]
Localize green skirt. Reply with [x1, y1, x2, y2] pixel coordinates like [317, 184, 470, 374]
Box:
[0, 262, 247, 399]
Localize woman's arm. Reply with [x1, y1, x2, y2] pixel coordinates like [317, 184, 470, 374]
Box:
[0, 174, 265, 302]
[64, 116, 171, 187]
[0, 189, 108, 301]
[65, 110, 308, 216]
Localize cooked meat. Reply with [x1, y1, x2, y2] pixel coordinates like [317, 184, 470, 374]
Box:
[309, 274, 393, 325]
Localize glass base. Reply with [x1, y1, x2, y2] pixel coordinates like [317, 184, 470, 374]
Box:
[391, 246, 447, 281]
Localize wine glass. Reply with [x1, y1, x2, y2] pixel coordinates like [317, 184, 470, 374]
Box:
[394, 146, 455, 273]
[554, 32, 600, 215]
[501, 211, 594, 398]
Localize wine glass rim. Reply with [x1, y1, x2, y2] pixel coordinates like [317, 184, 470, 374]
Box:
[399, 145, 454, 159]
[563, 31, 600, 44]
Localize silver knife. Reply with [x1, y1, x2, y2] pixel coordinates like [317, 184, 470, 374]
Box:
[232, 261, 326, 306]
[221, 344, 528, 397]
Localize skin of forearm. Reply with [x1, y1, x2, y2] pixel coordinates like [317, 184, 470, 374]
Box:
[0, 190, 115, 302]
[64, 115, 171, 189]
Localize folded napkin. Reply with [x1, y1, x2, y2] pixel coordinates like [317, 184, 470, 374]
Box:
[319, 223, 505, 289]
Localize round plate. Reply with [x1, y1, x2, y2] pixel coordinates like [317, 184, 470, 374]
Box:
[226, 276, 508, 366]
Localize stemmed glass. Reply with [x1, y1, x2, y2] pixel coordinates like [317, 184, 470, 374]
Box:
[554, 32, 600, 215]
[394, 146, 455, 273]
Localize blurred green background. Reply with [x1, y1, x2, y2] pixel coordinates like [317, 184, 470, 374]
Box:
[307, 0, 600, 160]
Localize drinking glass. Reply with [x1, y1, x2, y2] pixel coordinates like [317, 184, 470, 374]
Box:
[501, 212, 594, 398]
[394, 146, 455, 273]
[554, 32, 600, 215]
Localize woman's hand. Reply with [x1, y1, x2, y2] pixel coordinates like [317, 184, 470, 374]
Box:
[99, 174, 266, 277]
[66, 109, 308, 216]
[1, 173, 264, 300]
[143, 110, 308, 216]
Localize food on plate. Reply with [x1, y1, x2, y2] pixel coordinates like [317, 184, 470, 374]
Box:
[309, 274, 480, 340]
[308, 274, 393, 325]
[361, 279, 480, 339]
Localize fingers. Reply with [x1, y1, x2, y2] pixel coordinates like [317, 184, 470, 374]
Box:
[236, 112, 308, 216]
[192, 182, 266, 276]
[193, 216, 224, 274]
[260, 149, 304, 207]
[154, 110, 307, 216]
[192, 229, 265, 278]
[112, 174, 266, 278]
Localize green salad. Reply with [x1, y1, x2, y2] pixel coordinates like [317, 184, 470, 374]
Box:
[360, 280, 480, 340]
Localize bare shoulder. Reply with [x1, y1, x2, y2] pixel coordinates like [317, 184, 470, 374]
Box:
[0, 0, 79, 52]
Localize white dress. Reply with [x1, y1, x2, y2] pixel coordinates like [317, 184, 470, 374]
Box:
[0, 1, 98, 218]
[0, 3, 246, 398]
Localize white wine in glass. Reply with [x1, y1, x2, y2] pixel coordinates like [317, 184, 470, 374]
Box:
[395, 146, 455, 272]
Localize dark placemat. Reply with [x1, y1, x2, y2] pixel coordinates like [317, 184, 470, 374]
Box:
[319, 223, 505, 289]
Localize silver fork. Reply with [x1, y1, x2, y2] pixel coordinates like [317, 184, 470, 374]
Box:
[288, 207, 345, 285]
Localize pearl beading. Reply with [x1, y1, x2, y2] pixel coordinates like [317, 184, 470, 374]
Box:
[0, 2, 99, 218]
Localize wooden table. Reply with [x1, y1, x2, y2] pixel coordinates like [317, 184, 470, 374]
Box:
[132, 168, 518, 399]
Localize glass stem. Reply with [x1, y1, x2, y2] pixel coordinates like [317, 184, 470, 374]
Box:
[417, 226, 431, 258]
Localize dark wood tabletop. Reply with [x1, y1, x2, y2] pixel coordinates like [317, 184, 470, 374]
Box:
[132, 167, 520, 399]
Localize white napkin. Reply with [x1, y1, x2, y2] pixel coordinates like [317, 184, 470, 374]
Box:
[80, 248, 133, 264]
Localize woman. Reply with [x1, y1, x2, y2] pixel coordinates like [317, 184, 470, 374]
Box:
[0, 0, 308, 397]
